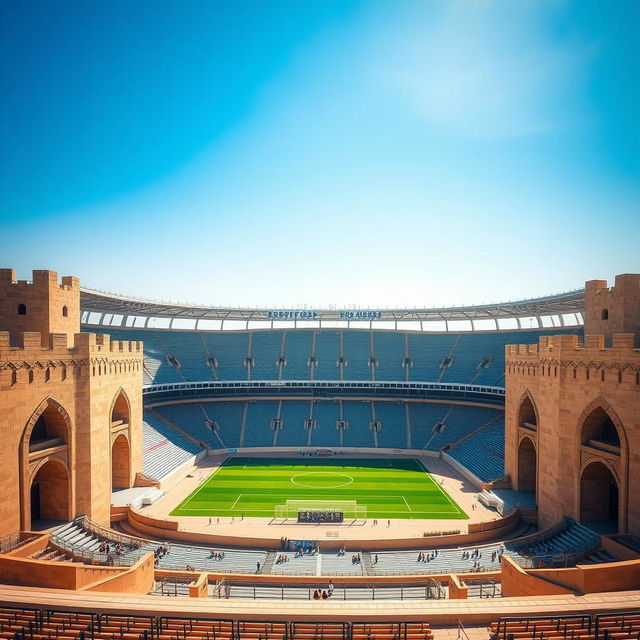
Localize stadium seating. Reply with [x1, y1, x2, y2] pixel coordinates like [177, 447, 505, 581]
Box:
[342, 331, 372, 381]
[447, 419, 506, 481]
[49, 515, 614, 580]
[244, 401, 280, 447]
[53, 520, 267, 574]
[249, 331, 283, 380]
[0, 606, 439, 640]
[152, 400, 505, 454]
[374, 401, 408, 449]
[409, 404, 502, 451]
[309, 400, 342, 447]
[490, 611, 640, 640]
[97, 327, 578, 387]
[142, 412, 202, 481]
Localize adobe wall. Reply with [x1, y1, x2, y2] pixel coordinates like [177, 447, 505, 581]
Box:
[0, 550, 153, 593]
[505, 331, 640, 534]
[500, 555, 575, 597]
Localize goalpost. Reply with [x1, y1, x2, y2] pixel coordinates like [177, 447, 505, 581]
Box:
[274, 500, 367, 521]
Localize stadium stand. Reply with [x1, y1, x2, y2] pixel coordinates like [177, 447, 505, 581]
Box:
[409, 404, 503, 451]
[152, 400, 504, 453]
[50, 516, 613, 578]
[96, 328, 578, 386]
[54, 519, 267, 574]
[447, 419, 506, 482]
[142, 412, 202, 481]
[491, 611, 640, 640]
[0, 608, 438, 640]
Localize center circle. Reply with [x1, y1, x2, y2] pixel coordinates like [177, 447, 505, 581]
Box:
[290, 472, 354, 489]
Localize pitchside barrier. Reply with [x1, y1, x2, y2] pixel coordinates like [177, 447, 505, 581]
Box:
[275, 500, 367, 521]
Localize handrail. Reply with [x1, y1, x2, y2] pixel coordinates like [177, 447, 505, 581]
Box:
[0, 532, 35, 554]
[457, 620, 470, 640]
[79, 516, 145, 549]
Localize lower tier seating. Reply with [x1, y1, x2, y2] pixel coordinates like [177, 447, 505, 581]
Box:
[51, 516, 615, 577]
[152, 400, 503, 452]
[142, 411, 202, 481]
[447, 419, 505, 482]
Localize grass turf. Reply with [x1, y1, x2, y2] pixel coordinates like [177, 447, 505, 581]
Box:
[170, 457, 468, 520]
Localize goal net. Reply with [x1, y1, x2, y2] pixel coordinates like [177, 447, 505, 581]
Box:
[274, 500, 367, 520]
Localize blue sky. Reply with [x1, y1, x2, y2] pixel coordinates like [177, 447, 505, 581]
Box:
[1, 0, 638, 308]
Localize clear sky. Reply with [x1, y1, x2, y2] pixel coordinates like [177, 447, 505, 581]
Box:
[1, 0, 638, 308]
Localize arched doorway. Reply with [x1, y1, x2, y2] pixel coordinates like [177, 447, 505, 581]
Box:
[30, 459, 70, 525]
[111, 434, 131, 490]
[517, 436, 537, 495]
[580, 461, 619, 529]
[517, 395, 537, 427]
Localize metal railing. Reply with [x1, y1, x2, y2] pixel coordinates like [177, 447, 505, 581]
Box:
[594, 611, 640, 640]
[0, 532, 36, 554]
[496, 614, 592, 640]
[80, 516, 144, 549]
[212, 579, 446, 601]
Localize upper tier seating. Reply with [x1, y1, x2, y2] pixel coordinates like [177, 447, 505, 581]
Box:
[95, 328, 579, 386]
[142, 412, 202, 481]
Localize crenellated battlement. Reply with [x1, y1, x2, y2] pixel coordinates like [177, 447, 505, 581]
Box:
[0, 268, 82, 347]
[506, 332, 639, 361]
[584, 274, 640, 343]
[505, 332, 640, 378]
[0, 330, 143, 359]
[0, 269, 79, 292]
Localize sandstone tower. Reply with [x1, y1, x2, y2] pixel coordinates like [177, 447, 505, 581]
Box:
[505, 274, 640, 535]
[0, 269, 144, 535]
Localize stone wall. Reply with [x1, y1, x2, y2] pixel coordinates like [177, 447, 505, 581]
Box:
[505, 275, 640, 535]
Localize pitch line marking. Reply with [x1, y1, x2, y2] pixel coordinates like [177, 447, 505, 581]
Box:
[416, 459, 464, 516]
[402, 496, 412, 512]
[290, 472, 354, 489]
[177, 459, 227, 510]
[172, 507, 461, 515]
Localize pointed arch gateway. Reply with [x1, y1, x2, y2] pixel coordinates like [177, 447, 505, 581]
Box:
[111, 433, 131, 489]
[20, 397, 73, 529]
[517, 435, 537, 496]
[110, 388, 131, 426]
[517, 391, 538, 428]
[580, 460, 619, 529]
[29, 458, 71, 524]
[577, 396, 627, 451]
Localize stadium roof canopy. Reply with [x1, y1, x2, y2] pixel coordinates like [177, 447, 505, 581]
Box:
[80, 287, 585, 333]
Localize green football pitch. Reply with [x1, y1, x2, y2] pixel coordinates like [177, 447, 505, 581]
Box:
[170, 457, 468, 520]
